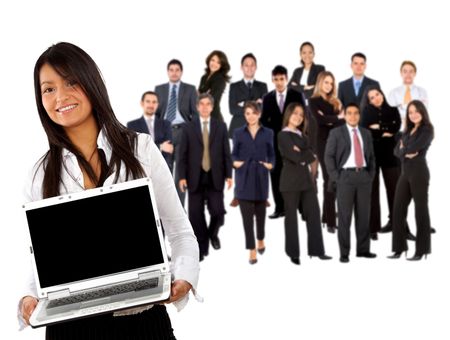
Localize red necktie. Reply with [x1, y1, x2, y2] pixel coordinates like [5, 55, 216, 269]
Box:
[353, 128, 364, 168]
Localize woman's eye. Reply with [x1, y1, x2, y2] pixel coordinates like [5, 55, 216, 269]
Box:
[42, 87, 54, 94]
[67, 80, 77, 87]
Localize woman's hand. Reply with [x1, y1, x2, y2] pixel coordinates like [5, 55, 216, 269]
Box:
[369, 124, 380, 130]
[405, 152, 419, 159]
[166, 280, 192, 303]
[21, 296, 38, 325]
[382, 132, 394, 137]
[233, 161, 245, 169]
[293, 145, 301, 152]
[259, 161, 273, 170]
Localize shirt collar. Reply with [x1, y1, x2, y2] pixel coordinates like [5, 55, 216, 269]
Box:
[62, 128, 112, 163]
[277, 88, 287, 98]
[352, 76, 364, 84]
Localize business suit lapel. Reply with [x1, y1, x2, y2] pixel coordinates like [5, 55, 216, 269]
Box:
[154, 118, 162, 142]
[341, 125, 351, 160]
[307, 65, 316, 85]
[138, 117, 149, 134]
[209, 118, 218, 147]
[178, 82, 185, 107]
[361, 129, 371, 162]
[194, 118, 203, 144]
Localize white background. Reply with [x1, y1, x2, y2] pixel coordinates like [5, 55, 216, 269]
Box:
[1, 0, 449, 339]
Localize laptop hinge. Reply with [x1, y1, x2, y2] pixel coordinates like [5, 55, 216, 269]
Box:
[48, 288, 70, 300]
[139, 270, 161, 280]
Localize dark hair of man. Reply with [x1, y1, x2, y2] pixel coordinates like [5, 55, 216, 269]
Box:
[299, 42, 315, 65]
[197, 92, 215, 106]
[243, 101, 260, 115]
[345, 103, 360, 114]
[205, 50, 231, 82]
[400, 60, 417, 73]
[33, 42, 146, 198]
[351, 52, 367, 62]
[272, 65, 288, 77]
[405, 100, 434, 137]
[282, 102, 308, 135]
[241, 53, 257, 66]
[141, 91, 159, 102]
[167, 59, 183, 71]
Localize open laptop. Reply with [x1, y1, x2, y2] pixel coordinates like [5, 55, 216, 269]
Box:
[22, 177, 171, 328]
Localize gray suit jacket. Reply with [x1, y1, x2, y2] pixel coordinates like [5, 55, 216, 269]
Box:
[324, 124, 375, 185]
[155, 82, 198, 122]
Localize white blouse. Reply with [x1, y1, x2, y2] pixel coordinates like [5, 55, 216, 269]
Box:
[18, 130, 201, 329]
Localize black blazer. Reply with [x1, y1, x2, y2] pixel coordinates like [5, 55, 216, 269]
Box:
[278, 131, 316, 192]
[199, 72, 227, 121]
[289, 63, 325, 98]
[177, 117, 232, 192]
[338, 76, 380, 108]
[361, 104, 401, 167]
[154, 82, 198, 122]
[324, 125, 376, 184]
[309, 96, 344, 142]
[261, 89, 305, 136]
[228, 79, 268, 137]
[127, 116, 172, 164]
[394, 125, 433, 163]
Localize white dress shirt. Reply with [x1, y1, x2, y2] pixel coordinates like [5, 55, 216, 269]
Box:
[387, 84, 428, 119]
[143, 114, 155, 137]
[18, 130, 201, 329]
[300, 69, 310, 85]
[343, 124, 367, 168]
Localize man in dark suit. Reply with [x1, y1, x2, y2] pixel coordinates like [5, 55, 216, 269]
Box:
[127, 91, 173, 168]
[155, 59, 198, 206]
[324, 103, 377, 263]
[178, 93, 233, 261]
[338, 53, 380, 108]
[261, 65, 305, 218]
[228, 53, 268, 138]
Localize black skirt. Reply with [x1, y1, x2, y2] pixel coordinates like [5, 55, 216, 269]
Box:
[46, 305, 176, 340]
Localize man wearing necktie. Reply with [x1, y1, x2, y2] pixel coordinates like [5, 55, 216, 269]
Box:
[178, 93, 233, 261]
[338, 52, 380, 109]
[228, 53, 268, 138]
[325, 103, 376, 263]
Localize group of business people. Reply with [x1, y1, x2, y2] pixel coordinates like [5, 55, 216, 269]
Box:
[126, 44, 434, 266]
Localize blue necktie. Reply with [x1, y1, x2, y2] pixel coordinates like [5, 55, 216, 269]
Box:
[355, 80, 361, 96]
[166, 84, 177, 123]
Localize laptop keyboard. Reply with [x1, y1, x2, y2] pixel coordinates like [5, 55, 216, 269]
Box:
[47, 277, 159, 308]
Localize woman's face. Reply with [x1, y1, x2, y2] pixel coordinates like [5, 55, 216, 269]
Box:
[244, 107, 260, 126]
[209, 55, 221, 73]
[368, 89, 384, 108]
[321, 75, 334, 95]
[39, 63, 94, 132]
[300, 45, 314, 65]
[289, 106, 304, 127]
[408, 104, 423, 125]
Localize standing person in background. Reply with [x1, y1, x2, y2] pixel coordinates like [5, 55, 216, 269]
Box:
[232, 101, 275, 265]
[388, 100, 434, 261]
[155, 59, 198, 206]
[309, 71, 345, 234]
[388, 60, 428, 124]
[360, 86, 403, 240]
[178, 93, 233, 262]
[198, 50, 231, 122]
[19, 42, 199, 339]
[127, 91, 173, 170]
[338, 52, 380, 108]
[261, 65, 305, 219]
[278, 103, 332, 265]
[289, 41, 325, 101]
[325, 103, 376, 263]
[228, 53, 268, 138]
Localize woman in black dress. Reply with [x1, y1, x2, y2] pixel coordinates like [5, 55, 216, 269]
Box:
[198, 50, 231, 121]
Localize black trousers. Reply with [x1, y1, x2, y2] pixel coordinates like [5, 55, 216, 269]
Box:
[171, 125, 186, 206]
[336, 170, 372, 257]
[317, 140, 337, 227]
[392, 162, 431, 255]
[270, 150, 284, 213]
[238, 200, 266, 249]
[46, 305, 175, 340]
[370, 164, 400, 233]
[188, 171, 225, 257]
[282, 189, 325, 258]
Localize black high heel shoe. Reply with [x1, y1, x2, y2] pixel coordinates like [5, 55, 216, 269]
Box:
[257, 247, 266, 255]
[310, 254, 332, 260]
[387, 251, 405, 259]
[407, 254, 428, 261]
[290, 257, 300, 265]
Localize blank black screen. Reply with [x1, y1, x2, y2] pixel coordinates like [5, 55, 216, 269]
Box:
[26, 185, 164, 288]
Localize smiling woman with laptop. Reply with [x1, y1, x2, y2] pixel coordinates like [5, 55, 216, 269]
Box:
[18, 42, 200, 339]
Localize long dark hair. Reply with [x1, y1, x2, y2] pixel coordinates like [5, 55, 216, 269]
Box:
[282, 102, 308, 135]
[204, 50, 231, 82]
[34, 42, 145, 198]
[360, 85, 392, 115]
[405, 100, 434, 136]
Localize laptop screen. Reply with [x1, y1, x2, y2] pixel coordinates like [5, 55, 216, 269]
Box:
[26, 185, 164, 288]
